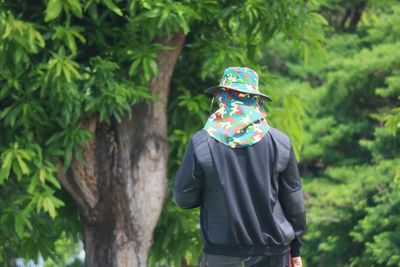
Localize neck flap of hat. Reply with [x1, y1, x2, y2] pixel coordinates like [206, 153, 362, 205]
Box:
[203, 88, 270, 148]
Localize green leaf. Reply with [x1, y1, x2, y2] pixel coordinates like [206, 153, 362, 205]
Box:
[0, 152, 13, 183]
[46, 132, 65, 146]
[143, 57, 151, 81]
[55, 60, 63, 77]
[66, 32, 77, 54]
[39, 169, 46, 183]
[16, 155, 30, 175]
[0, 168, 10, 184]
[312, 12, 329, 26]
[46, 174, 61, 189]
[64, 60, 82, 79]
[71, 27, 86, 43]
[45, 0, 63, 22]
[1, 152, 13, 172]
[49, 195, 65, 207]
[178, 16, 190, 34]
[88, 2, 98, 20]
[67, 0, 83, 18]
[43, 197, 57, 219]
[17, 150, 32, 161]
[28, 177, 39, 193]
[102, 0, 123, 16]
[14, 214, 25, 238]
[21, 215, 33, 231]
[62, 64, 72, 82]
[129, 59, 142, 76]
[75, 149, 83, 162]
[36, 196, 43, 213]
[149, 59, 158, 76]
[15, 46, 26, 63]
[64, 147, 73, 168]
[0, 106, 13, 120]
[12, 161, 22, 179]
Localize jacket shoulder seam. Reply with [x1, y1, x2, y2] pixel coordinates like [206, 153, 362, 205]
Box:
[269, 127, 291, 151]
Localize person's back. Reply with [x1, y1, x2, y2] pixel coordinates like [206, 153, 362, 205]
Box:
[173, 67, 306, 267]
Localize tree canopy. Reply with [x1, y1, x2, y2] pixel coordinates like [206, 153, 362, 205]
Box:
[1, 0, 399, 266]
[0, 0, 325, 266]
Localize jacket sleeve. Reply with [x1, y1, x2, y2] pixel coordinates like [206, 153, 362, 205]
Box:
[172, 138, 204, 209]
[278, 145, 307, 257]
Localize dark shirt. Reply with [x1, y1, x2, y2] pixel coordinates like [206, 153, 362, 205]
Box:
[173, 128, 306, 257]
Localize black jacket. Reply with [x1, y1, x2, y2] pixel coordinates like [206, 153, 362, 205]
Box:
[173, 128, 306, 257]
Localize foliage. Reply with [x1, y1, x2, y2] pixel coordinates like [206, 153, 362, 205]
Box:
[0, 0, 326, 265]
[40, 234, 84, 267]
[0, 0, 154, 263]
[303, 161, 400, 267]
[261, 1, 400, 266]
[2, 0, 400, 266]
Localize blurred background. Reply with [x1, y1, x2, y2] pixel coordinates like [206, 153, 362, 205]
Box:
[0, 0, 399, 266]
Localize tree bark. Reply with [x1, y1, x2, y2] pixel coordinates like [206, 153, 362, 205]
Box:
[339, 0, 366, 32]
[57, 31, 185, 267]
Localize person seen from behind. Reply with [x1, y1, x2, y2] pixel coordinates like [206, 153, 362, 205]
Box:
[173, 67, 307, 267]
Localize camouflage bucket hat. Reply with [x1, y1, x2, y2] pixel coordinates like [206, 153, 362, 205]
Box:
[204, 66, 272, 102]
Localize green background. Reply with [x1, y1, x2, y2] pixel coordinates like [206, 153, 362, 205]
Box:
[0, 0, 399, 266]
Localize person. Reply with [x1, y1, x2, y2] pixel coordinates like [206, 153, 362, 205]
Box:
[173, 67, 306, 267]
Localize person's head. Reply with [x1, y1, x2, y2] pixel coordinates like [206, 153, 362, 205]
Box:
[204, 66, 272, 103]
[203, 83, 269, 148]
[210, 87, 265, 114]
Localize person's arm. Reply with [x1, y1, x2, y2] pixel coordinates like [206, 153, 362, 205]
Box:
[172, 138, 204, 209]
[278, 144, 307, 257]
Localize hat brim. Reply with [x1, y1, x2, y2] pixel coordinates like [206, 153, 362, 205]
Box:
[204, 86, 272, 102]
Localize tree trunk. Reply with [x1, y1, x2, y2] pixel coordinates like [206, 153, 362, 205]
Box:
[340, 0, 366, 32]
[57, 31, 185, 267]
